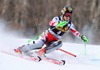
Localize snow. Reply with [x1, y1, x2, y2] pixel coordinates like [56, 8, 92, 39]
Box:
[0, 25, 100, 70]
[0, 38, 100, 70]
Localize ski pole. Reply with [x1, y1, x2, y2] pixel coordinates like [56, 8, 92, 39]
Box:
[27, 31, 46, 43]
[58, 48, 76, 57]
[27, 35, 40, 43]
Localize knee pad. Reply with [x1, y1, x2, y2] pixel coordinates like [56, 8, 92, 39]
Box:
[46, 41, 62, 51]
[50, 41, 62, 48]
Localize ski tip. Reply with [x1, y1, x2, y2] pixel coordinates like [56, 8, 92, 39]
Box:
[37, 56, 42, 62]
[74, 55, 77, 57]
[61, 60, 66, 65]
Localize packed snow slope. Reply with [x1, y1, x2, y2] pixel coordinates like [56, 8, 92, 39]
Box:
[0, 36, 100, 70]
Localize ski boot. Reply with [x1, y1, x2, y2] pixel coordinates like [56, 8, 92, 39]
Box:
[14, 48, 22, 54]
[14, 45, 25, 54]
[37, 48, 46, 57]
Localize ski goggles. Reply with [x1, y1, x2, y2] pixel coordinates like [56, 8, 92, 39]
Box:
[64, 13, 72, 17]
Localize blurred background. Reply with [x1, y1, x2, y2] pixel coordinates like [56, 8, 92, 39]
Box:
[0, 0, 100, 45]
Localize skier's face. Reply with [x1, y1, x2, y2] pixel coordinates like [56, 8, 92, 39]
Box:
[63, 16, 70, 21]
[63, 13, 71, 21]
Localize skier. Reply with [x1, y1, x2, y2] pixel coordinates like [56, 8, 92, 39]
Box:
[14, 6, 88, 57]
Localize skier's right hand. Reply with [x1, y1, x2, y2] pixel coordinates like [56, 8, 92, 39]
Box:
[80, 35, 88, 43]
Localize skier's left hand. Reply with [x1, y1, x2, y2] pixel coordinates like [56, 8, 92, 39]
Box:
[80, 35, 88, 43]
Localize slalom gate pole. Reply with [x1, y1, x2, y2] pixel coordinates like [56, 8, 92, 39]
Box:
[84, 43, 87, 56]
[58, 48, 76, 57]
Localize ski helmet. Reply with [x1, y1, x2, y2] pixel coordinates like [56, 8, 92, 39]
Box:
[61, 6, 73, 17]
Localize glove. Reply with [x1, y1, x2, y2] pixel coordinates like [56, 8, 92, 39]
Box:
[80, 35, 88, 43]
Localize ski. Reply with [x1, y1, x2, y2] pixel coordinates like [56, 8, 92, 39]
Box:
[1, 51, 65, 65]
[41, 56, 65, 65]
[1, 51, 41, 62]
